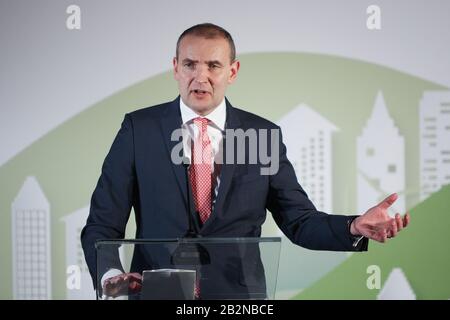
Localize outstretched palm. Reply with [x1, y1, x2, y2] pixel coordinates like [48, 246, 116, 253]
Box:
[351, 193, 410, 243]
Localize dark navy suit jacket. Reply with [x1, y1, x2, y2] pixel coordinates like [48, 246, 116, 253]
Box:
[81, 96, 368, 296]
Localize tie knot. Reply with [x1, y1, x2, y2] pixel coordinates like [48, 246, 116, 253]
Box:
[193, 117, 209, 133]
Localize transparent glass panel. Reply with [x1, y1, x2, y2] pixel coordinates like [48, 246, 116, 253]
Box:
[95, 237, 281, 300]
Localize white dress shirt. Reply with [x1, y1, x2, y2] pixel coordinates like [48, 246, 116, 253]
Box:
[180, 97, 226, 202]
[179, 98, 226, 167]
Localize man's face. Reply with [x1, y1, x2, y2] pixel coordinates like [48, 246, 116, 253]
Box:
[173, 35, 240, 115]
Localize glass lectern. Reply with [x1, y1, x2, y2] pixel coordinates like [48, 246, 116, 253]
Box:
[95, 237, 281, 300]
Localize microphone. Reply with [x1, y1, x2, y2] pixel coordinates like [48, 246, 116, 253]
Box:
[182, 157, 199, 238]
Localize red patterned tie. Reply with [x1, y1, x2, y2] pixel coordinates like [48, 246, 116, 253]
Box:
[189, 117, 212, 224]
[189, 117, 212, 299]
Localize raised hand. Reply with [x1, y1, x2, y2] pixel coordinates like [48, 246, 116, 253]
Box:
[350, 193, 410, 243]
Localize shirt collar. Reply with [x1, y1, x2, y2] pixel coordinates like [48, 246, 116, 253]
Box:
[179, 97, 226, 131]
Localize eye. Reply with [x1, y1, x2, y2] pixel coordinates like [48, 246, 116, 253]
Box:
[209, 63, 220, 69]
[184, 62, 195, 69]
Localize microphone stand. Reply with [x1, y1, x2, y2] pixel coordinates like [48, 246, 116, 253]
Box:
[183, 158, 200, 238]
[170, 157, 210, 266]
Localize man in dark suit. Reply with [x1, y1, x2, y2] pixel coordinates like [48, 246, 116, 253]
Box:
[81, 23, 410, 299]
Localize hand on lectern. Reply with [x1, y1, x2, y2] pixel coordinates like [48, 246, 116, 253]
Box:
[103, 272, 142, 298]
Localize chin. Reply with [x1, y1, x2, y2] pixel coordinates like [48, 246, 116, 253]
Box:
[189, 102, 214, 114]
[194, 106, 213, 115]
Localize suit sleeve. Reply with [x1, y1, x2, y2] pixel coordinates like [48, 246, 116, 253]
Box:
[266, 126, 368, 252]
[81, 114, 136, 288]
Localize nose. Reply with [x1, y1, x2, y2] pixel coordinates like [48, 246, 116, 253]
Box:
[193, 65, 209, 84]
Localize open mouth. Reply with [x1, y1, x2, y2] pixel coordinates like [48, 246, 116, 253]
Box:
[191, 89, 209, 96]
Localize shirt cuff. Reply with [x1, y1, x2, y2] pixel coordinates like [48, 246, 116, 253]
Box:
[352, 235, 365, 248]
[347, 216, 366, 248]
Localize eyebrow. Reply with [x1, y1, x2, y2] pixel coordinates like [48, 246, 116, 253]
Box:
[182, 58, 197, 64]
[181, 58, 224, 66]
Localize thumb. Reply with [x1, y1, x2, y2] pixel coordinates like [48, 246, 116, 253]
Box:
[378, 193, 398, 210]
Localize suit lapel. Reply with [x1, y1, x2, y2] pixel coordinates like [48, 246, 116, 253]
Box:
[160, 97, 189, 211]
[202, 99, 242, 231]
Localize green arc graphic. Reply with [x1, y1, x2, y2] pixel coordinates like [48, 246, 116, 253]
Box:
[0, 52, 447, 299]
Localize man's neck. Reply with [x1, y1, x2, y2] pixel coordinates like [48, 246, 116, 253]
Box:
[180, 97, 226, 130]
[188, 106, 218, 117]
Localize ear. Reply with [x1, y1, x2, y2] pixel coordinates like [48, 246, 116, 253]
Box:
[173, 57, 179, 80]
[228, 60, 240, 84]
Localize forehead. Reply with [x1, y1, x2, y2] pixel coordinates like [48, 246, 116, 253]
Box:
[178, 35, 231, 62]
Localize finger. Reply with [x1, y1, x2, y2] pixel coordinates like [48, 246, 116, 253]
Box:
[130, 272, 142, 278]
[129, 273, 143, 283]
[390, 219, 398, 238]
[129, 281, 143, 293]
[403, 213, 410, 227]
[395, 213, 403, 232]
[375, 230, 387, 243]
[378, 193, 398, 210]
